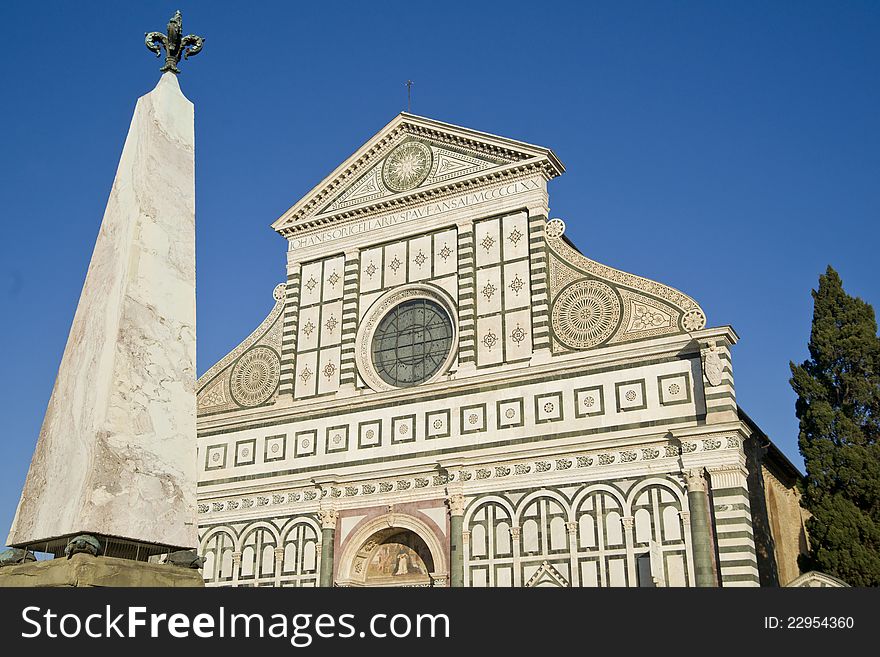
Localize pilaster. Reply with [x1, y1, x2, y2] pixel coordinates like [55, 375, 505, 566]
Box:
[279, 261, 301, 398]
[528, 213, 551, 358]
[447, 490, 465, 587]
[339, 249, 361, 391]
[456, 220, 477, 375]
[707, 463, 760, 587]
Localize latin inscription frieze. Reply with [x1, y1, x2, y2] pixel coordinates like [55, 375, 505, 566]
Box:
[290, 178, 542, 250]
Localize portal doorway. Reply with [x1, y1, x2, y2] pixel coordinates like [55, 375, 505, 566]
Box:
[335, 512, 448, 587]
[362, 528, 434, 587]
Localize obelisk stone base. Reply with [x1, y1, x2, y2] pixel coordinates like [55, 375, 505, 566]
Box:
[0, 554, 204, 588]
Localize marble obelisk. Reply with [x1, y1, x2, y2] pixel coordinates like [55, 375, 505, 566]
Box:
[7, 71, 197, 556]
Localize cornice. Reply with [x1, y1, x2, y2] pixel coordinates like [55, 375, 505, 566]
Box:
[196, 431, 745, 522]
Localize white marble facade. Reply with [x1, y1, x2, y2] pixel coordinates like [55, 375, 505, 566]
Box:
[194, 114, 761, 587]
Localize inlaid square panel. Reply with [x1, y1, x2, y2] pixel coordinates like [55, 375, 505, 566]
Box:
[264, 434, 287, 462]
[317, 346, 341, 395]
[392, 414, 416, 444]
[294, 429, 317, 458]
[358, 420, 382, 449]
[503, 259, 530, 310]
[408, 235, 432, 282]
[299, 260, 323, 307]
[476, 314, 503, 367]
[476, 265, 502, 316]
[297, 306, 320, 351]
[325, 425, 349, 454]
[461, 403, 486, 434]
[234, 438, 257, 466]
[505, 308, 532, 362]
[383, 241, 407, 287]
[497, 398, 524, 429]
[319, 300, 343, 347]
[616, 379, 648, 412]
[321, 254, 345, 302]
[433, 229, 457, 277]
[658, 372, 692, 406]
[574, 385, 605, 418]
[294, 350, 318, 399]
[475, 218, 501, 266]
[501, 211, 529, 261]
[204, 444, 227, 471]
[426, 409, 451, 439]
[359, 247, 383, 293]
[535, 391, 563, 423]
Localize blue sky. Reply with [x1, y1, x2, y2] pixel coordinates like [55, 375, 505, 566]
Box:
[1, 1, 878, 542]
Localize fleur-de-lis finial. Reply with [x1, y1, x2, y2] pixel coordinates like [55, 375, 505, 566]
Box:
[145, 10, 204, 74]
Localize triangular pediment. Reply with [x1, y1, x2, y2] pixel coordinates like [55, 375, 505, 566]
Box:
[272, 113, 564, 237]
[525, 561, 569, 587]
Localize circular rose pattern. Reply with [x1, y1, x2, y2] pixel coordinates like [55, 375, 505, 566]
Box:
[382, 141, 433, 192]
[230, 346, 280, 407]
[552, 279, 621, 350]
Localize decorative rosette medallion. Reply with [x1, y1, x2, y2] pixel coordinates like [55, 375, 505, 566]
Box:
[230, 346, 280, 407]
[382, 141, 433, 192]
[552, 279, 622, 349]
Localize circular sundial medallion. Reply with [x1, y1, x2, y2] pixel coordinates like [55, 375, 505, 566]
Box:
[382, 141, 433, 192]
[230, 346, 280, 407]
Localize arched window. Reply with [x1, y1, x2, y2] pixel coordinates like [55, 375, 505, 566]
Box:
[279, 520, 320, 587]
[574, 490, 627, 587]
[466, 500, 514, 586]
[200, 530, 236, 585]
[630, 484, 688, 587]
[239, 526, 278, 585]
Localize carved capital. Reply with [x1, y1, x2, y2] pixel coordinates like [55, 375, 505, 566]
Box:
[462, 531, 471, 545]
[274, 547, 285, 563]
[231, 551, 242, 565]
[620, 516, 634, 530]
[679, 510, 691, 525]
[706, 463, 748, 489]
[318, 507, 338, 530]
[431, 574, 449, 588]
[683, 468, 709, 493]
[446, 493, 466, 516]
[509, 526, 521, 540]
[565, 521, 579, 535]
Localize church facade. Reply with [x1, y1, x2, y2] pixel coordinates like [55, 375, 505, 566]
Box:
[194, 114, 805, 587]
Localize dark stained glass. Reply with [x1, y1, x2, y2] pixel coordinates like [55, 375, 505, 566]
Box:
[371, 299, 453, 387]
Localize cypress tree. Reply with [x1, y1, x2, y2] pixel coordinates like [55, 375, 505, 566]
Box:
[789, 266, 880, 586]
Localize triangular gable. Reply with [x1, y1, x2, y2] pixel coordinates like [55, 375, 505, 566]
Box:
[272, 113, 564, 237]
[525, 561, 570, 587]
[785, 571, 850, 587]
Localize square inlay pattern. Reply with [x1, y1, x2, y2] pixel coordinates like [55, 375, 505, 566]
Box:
[616, 379, 648, 412]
